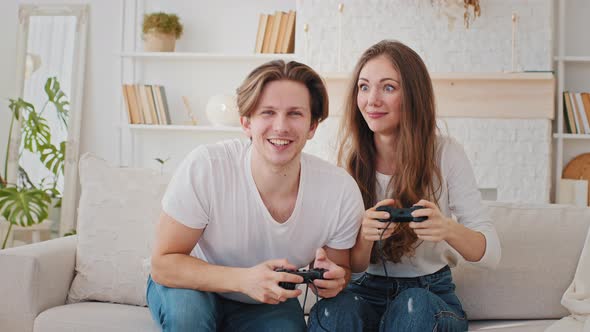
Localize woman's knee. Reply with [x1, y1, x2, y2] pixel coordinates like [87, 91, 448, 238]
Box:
[383, 288, 467, 331]
[391, 288, 436, 313]
[311, 290, 370, 317]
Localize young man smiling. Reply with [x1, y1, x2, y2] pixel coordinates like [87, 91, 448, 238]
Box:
[147, 60, 364, 331]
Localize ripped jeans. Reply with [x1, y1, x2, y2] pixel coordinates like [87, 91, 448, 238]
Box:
[307, 266, 468, 332]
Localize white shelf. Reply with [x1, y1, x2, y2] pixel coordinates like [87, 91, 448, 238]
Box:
[119, 52, 298, 61]
[553, 133, 590, 140]
[128, 124, 243, 133]
[554, 56, 590, 62]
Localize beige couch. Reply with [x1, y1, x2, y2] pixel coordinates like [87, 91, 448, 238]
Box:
[1, 155, 589, 332]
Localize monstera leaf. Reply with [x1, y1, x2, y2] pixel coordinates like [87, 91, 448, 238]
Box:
[44, 77, 69, 129]
[0, 187, 50, 227]
[22, 111, 51, 153]
[8, 98, 35, 121]
[39, 141, 66, 177]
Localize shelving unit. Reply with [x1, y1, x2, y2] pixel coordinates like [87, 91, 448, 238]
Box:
[553, 0, 590, 203]
[117, 1, 297, 168]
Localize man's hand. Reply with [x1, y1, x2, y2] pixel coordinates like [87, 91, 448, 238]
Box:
[310, 248, 347, 298]
[238, 259, 303, 304]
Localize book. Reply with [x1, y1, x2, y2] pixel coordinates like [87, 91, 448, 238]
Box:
[123, 84, 141, 124]
[281, 10, 296, 53]
[262, 14, 275, 53]
[558, 178, 589, 207]
[581, 93, 590, 134]
[566, 91, 580, 134]
[574, 92, 590, 134]
[563, 92, 574, 133]
[571, 92, 585, 134]
[255, 14, 269, 54]
[159, 86, 171, 125]
[564, 92, 576, 133]
[135, 84, 152, 124]
[275, 11, 288, 53]
[122, 85, 135, 124]
[268, 11, 284, 54]
[153, 85, 170, 125]
[144, 85, 159, 124]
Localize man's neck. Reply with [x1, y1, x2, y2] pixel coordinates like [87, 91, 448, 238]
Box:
[250, 151, 301, 204]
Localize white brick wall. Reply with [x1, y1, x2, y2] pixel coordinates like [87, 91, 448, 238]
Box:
[297, 0, 554, 203]
[296, 0, 553, 73]
[439, 118, 552, 203]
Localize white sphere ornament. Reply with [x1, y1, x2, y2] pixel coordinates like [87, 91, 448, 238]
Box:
[205, 94, 240, 126]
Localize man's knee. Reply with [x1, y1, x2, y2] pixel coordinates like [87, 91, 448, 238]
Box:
[153, 285, 219, 331]
[309, 291, 377, 331]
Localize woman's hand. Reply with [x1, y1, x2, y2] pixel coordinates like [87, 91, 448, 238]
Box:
[359, 198, 398, 242]
[409, 199, 455, 242]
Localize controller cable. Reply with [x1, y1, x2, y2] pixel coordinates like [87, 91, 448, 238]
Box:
[297, 218, 395, 331]
[301, 279, 329, 331]
[377, 219, 394, 328]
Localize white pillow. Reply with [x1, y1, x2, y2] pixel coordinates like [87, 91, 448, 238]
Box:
[67, 154, 170, 306]
[453, 201, 590, 320]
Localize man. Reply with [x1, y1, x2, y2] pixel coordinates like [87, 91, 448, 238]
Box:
[147, 60, 364, 331]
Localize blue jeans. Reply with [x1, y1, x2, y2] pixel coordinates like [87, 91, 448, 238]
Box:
[308, 266, 468, 332]
[146, 275, 306, 332]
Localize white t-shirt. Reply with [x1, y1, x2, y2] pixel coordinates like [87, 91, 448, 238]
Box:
[161, 139, 364, 303]
[366, 136, 501, 277]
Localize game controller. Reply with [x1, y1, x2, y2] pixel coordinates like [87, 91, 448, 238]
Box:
[275, 268, 327, 290]
[375, 205, 428, 222]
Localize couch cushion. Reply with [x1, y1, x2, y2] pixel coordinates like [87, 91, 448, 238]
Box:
[468, 319, 557, 331]
[453, 201, 590, 320]
[67, 154, 169, 306]
[34, 302, 158, 332]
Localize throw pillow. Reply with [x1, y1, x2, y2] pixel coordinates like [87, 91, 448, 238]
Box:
[67, 154, 170, 306]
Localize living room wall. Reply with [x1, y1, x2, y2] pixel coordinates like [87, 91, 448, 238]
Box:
[0, 0, 580, 202]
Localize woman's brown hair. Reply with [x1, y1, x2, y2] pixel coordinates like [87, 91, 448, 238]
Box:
[236, 60, 329, 125]
[337, 40, 442, 263]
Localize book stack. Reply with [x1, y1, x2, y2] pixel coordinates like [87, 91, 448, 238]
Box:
[254, 10, 296, 54]
[563, 91, 590, 134]
[122, 84, 171, 125]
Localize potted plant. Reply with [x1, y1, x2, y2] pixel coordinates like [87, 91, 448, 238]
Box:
[142, 12, 183, 52]
[0, 77, 68, 249]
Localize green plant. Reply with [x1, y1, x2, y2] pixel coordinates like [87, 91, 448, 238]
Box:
[142, 12, 183, 39]
[0, 77, 69, 249]
[154, 157, 170, 175]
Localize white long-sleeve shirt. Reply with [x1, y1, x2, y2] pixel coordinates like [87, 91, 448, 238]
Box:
[366, 136, 501, 277]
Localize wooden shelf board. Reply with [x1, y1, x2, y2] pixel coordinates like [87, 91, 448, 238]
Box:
[320, 72, 555, 119]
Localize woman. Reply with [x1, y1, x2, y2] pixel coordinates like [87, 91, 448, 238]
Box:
[308, 40, 501, 331]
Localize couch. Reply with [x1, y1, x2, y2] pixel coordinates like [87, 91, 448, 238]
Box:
[1, 154, 590, 332]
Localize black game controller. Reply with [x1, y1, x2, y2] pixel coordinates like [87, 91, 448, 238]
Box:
[275, 268, 327, 290]
[375, 205, 428, 222]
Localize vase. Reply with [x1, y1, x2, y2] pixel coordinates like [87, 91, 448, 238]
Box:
[205, 94, 240, 127]
[143, 31, 176, 52]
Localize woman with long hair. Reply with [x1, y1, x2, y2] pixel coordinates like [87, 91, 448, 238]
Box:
[308, 40, 501, 331]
